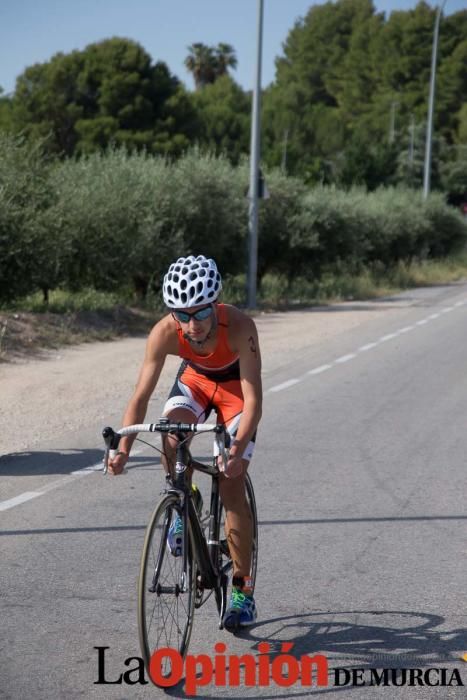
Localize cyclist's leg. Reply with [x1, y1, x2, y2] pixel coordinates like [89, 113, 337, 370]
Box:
[161, 366, 214, 560]
[160, 407, 198, 477]
[220, 456, 258, 630]
[216, 398, 257, 582]
[161, 362, 211, 477]
[210, 384, 259, 629]
[219, 462, 253, 579]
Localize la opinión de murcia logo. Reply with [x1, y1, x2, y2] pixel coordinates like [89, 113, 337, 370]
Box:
[333, 667, 463, 688]
[94, 645, 464, 695]
[94, 643, 328, 694]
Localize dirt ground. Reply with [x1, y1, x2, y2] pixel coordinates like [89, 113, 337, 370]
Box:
[0, 301, 409, 456]
[0, 306, 154, 361]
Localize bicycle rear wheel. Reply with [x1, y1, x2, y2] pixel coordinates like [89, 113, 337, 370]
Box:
[138, 494, 195, 685]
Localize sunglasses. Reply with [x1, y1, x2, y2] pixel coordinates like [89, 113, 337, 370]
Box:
[173, 305, 213, 323]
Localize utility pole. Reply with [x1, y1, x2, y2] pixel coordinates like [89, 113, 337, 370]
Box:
[389, 101, 399, 144]
[408, 114, 415, 169]
[247, 0, 264, 309]
[423, 1, 447, 199]
[281, 128, 289, 173]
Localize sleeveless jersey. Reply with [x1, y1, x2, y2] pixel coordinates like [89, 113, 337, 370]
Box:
[176, 304, 240, 381]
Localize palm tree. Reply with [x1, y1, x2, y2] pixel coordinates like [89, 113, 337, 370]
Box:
[214, 43, 237, 78]
[185, 43, 238, 89]
[184, 43, 217, 89]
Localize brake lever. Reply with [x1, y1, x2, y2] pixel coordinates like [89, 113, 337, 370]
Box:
[102, 427, 128, 475]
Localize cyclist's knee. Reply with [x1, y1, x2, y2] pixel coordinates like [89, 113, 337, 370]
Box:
[162, 408, 198, 450]
[161, 408, 197, 472]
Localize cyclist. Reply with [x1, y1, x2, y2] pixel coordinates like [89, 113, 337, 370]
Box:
[108, 255, 262, 630]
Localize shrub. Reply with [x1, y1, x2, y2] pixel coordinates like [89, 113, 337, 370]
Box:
[0, 134, 57, 302]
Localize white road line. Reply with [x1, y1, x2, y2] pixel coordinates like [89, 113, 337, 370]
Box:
[0, 448, 145, 512]
[358, 342, 379, 352]
[71, 463, 105, 476]
[379, 333, 399, 342]
[269, 378, 301, 393]
[428, 313, 440, 320]
[440, 307, 454, 314]
[335, 354, 356, 364]
[307, 364, 333, 375]
[0, 492, 44, 512]
[416, 319, 429, 326]
[398, 326, 414, 334]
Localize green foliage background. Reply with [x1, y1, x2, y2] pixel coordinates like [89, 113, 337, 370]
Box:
[1, 134, 466, 306]
[1, 1, 467, 306]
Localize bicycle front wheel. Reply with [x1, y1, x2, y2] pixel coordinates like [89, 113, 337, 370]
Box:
[138, 494, 195, 685]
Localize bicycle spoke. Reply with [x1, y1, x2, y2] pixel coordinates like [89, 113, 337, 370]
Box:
[138, 495, 195, 683]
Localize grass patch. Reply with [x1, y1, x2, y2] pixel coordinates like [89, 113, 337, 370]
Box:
[257, 254, 467, 307]
[2, 288, 131, 314]
[387, 254, 467, 288]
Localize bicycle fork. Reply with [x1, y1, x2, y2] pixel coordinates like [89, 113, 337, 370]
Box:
[207, 477, 229, 629]
[148, 495, 190, 596]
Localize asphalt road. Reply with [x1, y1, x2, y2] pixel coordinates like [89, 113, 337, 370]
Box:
[1, 284, 466, 699]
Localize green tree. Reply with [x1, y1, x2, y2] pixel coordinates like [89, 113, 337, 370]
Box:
[456, 104, 467, 143]
[336, 133, 398, 190]
[0, 87, 13, 132]
[13, 51, 84, 155]
[263, 0, 379, 177]
[185, 43, 218, 89]
[0, 134, 61, 303]
[437, 39, 467, 143]
[193, 75, 250, 163]
[441, 148, 467, 206]
[262, 1, 467, 190]
[185, 42, 237, 89]
[11, 38, 197, 156]
[215, 43, 238, 77]
[46, 147, 173, 296]
[395, 121, 426, 188]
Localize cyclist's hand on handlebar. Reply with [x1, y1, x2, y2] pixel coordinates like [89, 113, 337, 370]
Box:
[107, 451, 128, 476]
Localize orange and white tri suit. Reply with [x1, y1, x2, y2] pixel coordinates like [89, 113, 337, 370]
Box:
[163, 304, 256, 461]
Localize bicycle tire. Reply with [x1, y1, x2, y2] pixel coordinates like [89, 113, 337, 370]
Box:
[138, 493, 195, 685]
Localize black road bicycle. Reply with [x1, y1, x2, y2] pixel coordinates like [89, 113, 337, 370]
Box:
[102, 419, 258, 684]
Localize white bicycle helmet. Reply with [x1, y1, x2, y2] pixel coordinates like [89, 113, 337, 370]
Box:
[162, 255, 222, 308]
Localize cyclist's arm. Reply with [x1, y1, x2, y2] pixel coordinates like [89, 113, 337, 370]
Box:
[116, 318, 174, 457]
[231, 316, 263, 461]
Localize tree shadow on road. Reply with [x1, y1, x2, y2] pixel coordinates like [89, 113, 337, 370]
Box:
[0, 449, 160, 476]
[0, 448, 102, 475]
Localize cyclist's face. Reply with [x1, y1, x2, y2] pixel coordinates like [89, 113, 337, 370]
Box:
[174, 303, 215, 341]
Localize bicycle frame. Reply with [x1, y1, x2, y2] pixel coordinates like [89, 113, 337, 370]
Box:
[168, 433, 228, 592]
[103, 420, 234, 623]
